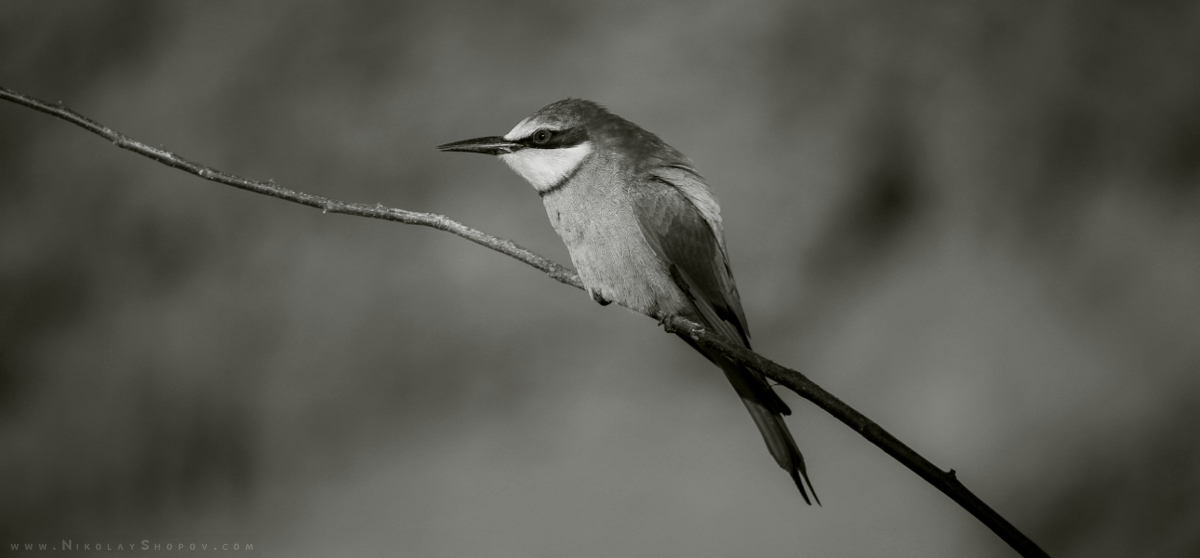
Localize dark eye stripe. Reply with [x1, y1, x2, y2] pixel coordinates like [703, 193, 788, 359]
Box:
[520, 126, 589, 149]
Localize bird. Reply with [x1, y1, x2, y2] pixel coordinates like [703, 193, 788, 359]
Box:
[437, 99, 817, 504]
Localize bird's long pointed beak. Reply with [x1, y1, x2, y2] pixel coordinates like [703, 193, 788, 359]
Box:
[436, 136, 522, 155]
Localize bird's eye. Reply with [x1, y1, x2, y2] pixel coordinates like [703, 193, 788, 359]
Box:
[532, 130, 552, 145]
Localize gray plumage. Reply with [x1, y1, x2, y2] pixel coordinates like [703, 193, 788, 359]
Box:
[438, 99, 817, 503]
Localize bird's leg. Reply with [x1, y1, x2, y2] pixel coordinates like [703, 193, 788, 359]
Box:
[656, 312, 678, 333]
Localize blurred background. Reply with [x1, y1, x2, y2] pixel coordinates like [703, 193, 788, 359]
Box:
[2, 1, 1198, 556]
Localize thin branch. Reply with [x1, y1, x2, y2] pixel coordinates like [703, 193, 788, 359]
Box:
[0, 86, 581, 291]
[664, 317, 1047, 557]
[0, 85, 1049, 558]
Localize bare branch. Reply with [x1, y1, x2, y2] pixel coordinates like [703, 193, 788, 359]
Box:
[0, 85, 1049, 558]
[0, 86, 581, 291]
[664, 316, 1048, 557]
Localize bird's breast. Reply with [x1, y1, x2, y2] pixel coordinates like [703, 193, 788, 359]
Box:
[541, 171, 687, 318]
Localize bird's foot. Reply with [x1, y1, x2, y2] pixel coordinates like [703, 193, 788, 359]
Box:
[657, 314, 677, 332]
[587, 287, 611, 306]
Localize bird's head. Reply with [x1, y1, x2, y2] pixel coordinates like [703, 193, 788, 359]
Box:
[437, 99, 608, 194]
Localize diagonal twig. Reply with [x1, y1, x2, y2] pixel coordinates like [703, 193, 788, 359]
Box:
[0, 85, 1049, 558]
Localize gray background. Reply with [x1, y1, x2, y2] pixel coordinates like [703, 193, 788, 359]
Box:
[2, 1, 1199, 556]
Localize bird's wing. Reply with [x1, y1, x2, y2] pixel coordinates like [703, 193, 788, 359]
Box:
[633, 166, 816, 503]
[631, 165, 750, 346]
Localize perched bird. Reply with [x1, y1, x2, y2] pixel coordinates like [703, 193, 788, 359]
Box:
[438, 99, 817, 503]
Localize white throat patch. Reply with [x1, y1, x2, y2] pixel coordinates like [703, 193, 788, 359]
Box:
[499, 142, 593, 193]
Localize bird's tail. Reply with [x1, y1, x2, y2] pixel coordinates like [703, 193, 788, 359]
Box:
[677, 333, 819, 505]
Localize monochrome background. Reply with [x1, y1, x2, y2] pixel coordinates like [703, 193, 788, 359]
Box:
[2, 1, 1198, 556]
